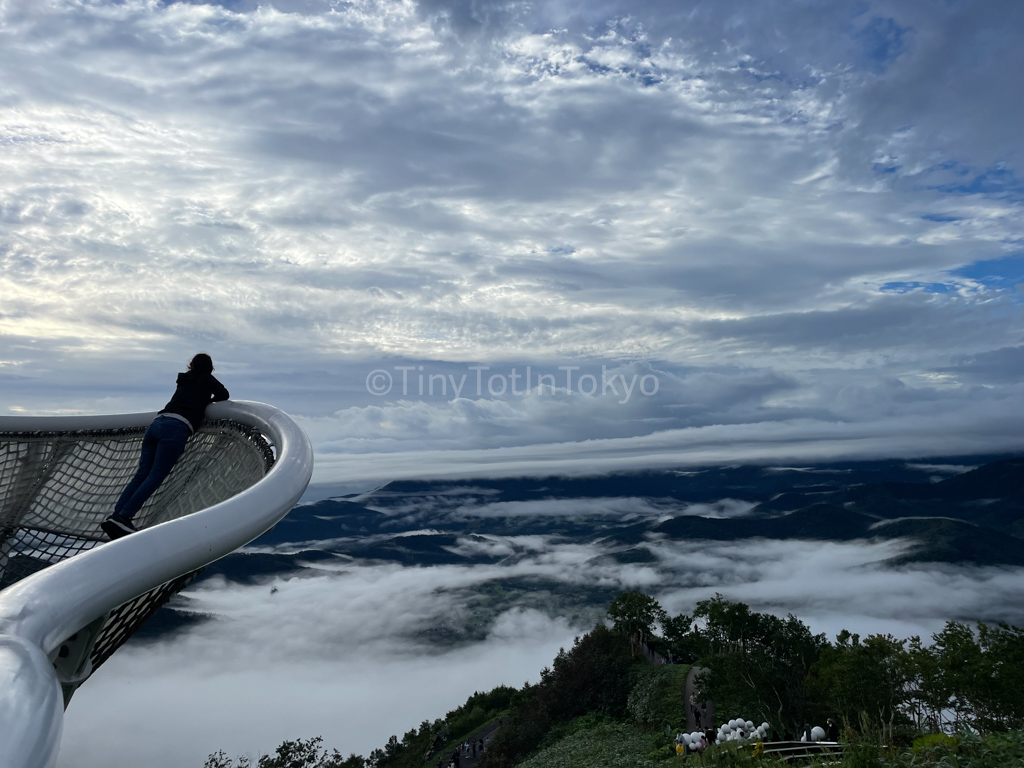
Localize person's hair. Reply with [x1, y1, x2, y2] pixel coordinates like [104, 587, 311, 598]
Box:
[188, 353, 214, 375]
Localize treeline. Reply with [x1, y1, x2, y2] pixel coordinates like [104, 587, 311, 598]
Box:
[362, 686, 517, 768]
[205, 687, 517, 768]
[479, 625, 644, 768]
[480, 593, 1024, 766]
[206, 593, 1024, 767]
[611, 591, 1024, 741]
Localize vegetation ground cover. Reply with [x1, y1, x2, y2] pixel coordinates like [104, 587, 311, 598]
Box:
[206, 592, 1024, 768]
[516, 720, 661, 768]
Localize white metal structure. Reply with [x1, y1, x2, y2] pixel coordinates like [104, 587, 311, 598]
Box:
[0, 401, 313, 768]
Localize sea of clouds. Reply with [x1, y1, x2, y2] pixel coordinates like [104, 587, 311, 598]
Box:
[60, 493, 1024, 767]
[4, 0, 1023, 764]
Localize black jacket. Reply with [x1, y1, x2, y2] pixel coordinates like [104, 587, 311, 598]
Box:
[159, 371, 230, 433]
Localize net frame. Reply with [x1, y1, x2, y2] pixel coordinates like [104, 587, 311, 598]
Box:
[0, 417, 275, 684]
[0, 401, 312, 768]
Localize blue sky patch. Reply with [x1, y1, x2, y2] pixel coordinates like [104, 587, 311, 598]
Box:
[581, 58, 613, 75]
[951, 255, 1024, 289]
[856, 17, 908, 73]
[882, 256, 1024, 298]
[932, 164, 1024, 198]
[159, 0, 249, 7]
[880, 281, 957, 295]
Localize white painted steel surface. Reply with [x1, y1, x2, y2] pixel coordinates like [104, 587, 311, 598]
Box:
[0, 401, 314, 768]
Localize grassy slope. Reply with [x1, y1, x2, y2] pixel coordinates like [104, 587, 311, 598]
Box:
[511, 664, 693, 768]
[516, 722, 662, 768]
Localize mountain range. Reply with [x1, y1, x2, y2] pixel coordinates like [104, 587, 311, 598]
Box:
[135, 454, 1024, 641]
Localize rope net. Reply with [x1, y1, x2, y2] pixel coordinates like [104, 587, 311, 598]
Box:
[0, 418, 275, 677]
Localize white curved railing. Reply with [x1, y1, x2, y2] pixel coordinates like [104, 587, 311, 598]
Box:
[0, 401, 314, 768]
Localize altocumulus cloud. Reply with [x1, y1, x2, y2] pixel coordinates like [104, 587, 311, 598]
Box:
[5, 2, 1024, 762]
[2, 0, 1024, 481]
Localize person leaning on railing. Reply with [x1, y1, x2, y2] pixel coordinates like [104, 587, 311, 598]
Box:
[101, 353, 229, 539]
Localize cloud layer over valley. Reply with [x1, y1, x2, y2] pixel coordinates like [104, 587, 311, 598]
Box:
[4, 3, 1024, 766]
[60, 462, 1024, 766]
[60, 525, 1024, 767]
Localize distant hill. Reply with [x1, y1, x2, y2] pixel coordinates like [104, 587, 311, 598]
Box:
[210, 454, 1024, 575]
[134, 454, 1024, 644]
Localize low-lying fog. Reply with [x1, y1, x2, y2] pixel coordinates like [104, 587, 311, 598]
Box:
[59, 494, 1024, 768]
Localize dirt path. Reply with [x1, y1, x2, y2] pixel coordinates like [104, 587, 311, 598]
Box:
[436, 720, 503, 768]
[684, 666, 714, 732]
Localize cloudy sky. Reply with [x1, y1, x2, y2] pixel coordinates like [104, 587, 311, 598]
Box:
[5, 0, 1024, 755]
[2, 0, 1024, 490]
[4, 2, 1023, 763]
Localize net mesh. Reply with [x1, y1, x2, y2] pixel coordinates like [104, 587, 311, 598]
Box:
[0, 418, 275, 677]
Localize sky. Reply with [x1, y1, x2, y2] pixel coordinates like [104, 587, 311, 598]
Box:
[3, 0, 1024, 763]
[2, 0, 1024, 490]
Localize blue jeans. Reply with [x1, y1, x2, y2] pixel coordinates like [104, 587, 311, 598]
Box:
[115, 416, 190, 520]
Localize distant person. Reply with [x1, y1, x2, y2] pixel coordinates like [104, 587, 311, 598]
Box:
[826, 718, 839, 741]
[101, 353, 229, 539]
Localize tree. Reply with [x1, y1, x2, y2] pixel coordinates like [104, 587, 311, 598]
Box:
[976, 621, 1024, 730]
[481, 624, 640, 768]
[204, 752, 247, 768]
[807, 631, 915, 744]
[205, 738, 362, 768]
[922, 621, 1024, 732]
[258, 737, 354, 768]
[692, 595, 827, 732]
[693, 594, 759, 654]
[662, 612, 707, 663]
[921, 621, 983, 731]
[607, 590, 667, 655]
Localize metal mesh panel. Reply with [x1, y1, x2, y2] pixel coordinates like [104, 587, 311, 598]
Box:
[89, 570, 201, 671]
[0, 418, 274, 676]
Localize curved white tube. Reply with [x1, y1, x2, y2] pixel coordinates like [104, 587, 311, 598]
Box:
[0, 401, 314, 768]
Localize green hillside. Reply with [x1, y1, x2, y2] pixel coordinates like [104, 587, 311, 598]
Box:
[206, 592, 1024, 768]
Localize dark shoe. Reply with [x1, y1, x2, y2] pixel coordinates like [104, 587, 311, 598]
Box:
[101, 515, 137, 540]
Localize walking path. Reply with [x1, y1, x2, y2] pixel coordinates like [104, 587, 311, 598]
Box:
[435, 719, 502, 768]
[684, 666, 714, 732]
